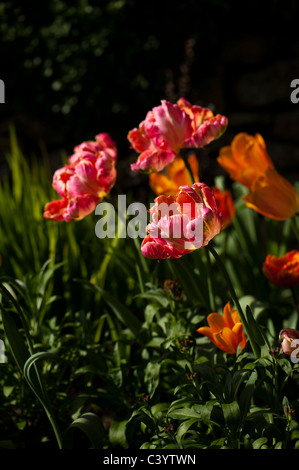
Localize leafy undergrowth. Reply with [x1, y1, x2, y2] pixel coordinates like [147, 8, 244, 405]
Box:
[1, 128, 299, 449]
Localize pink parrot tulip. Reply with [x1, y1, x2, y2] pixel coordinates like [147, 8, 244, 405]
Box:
[128, 98, 227, 173]
[44, 133, 117, 222]
[141, 182, 222, 260]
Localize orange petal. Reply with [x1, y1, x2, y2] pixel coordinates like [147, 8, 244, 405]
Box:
[213, 327, 237, 354]
[263, 250, 299, 287]
[244, 168, 299, 220]
[187, 154, 200, 183]
[149, 156, 199, 197]
[196, 326, 215, 343]
[206, 312, 224, 333]
[167, 157, 193, 188]
[149, 172, 179, 196]
[223, 302, 240, 326]
[232, 323, 246, 350]
[217, 133, 274, 190]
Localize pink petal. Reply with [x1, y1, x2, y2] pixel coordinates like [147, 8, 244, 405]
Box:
[185, 115, 228, 148]
[145, 100, 193, 152]
[141, 235, 188, 260]
[43, 198, 69, 221]
[130, 148, 177, 173]
[95, 132, 117, 160]
[52, 165, 75, 198]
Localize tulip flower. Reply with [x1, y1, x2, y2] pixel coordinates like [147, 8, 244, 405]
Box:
[44, 133, 117, 222]
[243, 168, 299, 220]
[262, 250, 299, 288]
[212, 186, 235, 229]
[177, 97, 228, 149]
[129, 99, 227, 173]
[141, 182, 222, 260]
[279, 328, 299, 357]
[217, 132, 299, 220]
[149, 154, 199, 196]
[197, 301, 247, 354]
[149, 156, 235, 230]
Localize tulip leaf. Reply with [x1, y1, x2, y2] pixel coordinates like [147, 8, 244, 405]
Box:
[0, 306, 30, 373]
[277, 358, 293, 378]
[252, 437, 268, 449]
[62, 412, 105, 449]
[167, 258, 208, 308]
[144, 360, 161, 398]
[175, 418, 199, 445]
[222, 401, 241, 428]
[245, 305, 269, 349]
[109, 416, 129, 449]
[23, 351, 60, 409]
[78, 280, 142, 337]
[167, 407, 202, 420]
[200, 400, 217, 426]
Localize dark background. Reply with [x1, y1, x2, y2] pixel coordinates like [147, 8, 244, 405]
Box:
[1, 0, 299, 195]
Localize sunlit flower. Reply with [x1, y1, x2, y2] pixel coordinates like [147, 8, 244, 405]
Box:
[149, 153, 235, 229]
[217, 132, 299, 220]
[279, 328, 299, 357]
[212, 186, 235, 229]
[197, 301, 246, 354]
[177, 97, 228, 149]
[243, 168, 299, 220]
[262, 250, 299, 288]
[149, 154, 199, 196]
[43, 133, 117, 222]
[141, 182, 222, 260]
[129, 99, 227, 173]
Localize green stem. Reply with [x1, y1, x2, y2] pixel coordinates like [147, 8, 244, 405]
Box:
[183, 152, 195, 185]
[207, 245, 260, 359]
[0, 281, 63, 449]
[291, 286, 299, 328]
[291, 216, 299, 243]
[0, 281, 34, 353]
[273, 357, 279, 411]
[205, 246, 216, 312]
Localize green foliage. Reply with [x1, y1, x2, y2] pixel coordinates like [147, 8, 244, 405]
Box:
[1, 133, 299, 450]
[2, 0, 297, 154]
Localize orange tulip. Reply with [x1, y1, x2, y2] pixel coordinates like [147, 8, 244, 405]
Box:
[212, 186, 235, 229]
[217, 133, 299, 220]
[149, 154, 199, 196]
[197, 302, 246, 354]
[263, 250, 299, 288]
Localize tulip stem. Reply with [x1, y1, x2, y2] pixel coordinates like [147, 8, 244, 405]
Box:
[205, 246, 216, 312]
[183, 152, 195, 185]
[291, 216, 299, 243]
[291, 286, 299, 327]
[207, 244, 260, 359]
